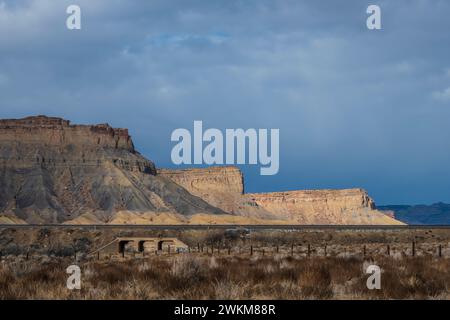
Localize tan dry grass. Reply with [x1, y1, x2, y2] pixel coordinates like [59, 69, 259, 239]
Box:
[0, 254, 449, 300]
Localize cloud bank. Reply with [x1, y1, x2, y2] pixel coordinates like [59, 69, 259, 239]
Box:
[1, 0, 450, 204]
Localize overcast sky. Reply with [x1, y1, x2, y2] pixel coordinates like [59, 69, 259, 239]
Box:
[1, 0, 450, 205]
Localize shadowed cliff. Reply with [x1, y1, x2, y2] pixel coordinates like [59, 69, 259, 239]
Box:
[0, 115, 402, 225]
[0, 116, 225, 223]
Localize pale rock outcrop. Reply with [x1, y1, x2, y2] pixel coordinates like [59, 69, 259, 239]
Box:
[159, 167, 403, 225]
[158, 167, 278, 220]
[158, 166, 244, 194]
[0, 116, 225, 223]
[247, 190, 401, 224]
[0, 115, 403, 225]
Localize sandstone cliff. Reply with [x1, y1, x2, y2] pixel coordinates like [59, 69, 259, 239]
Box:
[159, 167, 403, 225]
[247, 189, 399, 224]
[0, 115, 402, 225]
[158, 167, 248, 214]
[0, 115, 136, 152]
[158, 166, 245, 195]
[0, 116, 226, 223]
[158, 167, 278, 220]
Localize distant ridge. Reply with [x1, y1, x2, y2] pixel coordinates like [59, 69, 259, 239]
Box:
[379, 203, 450, 225]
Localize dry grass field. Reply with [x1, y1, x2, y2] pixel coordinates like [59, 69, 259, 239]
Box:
[1, 227, 450, 299]
[0, 254, 449, 299]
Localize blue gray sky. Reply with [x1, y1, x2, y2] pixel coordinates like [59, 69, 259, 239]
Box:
[1, 0, 450, 205]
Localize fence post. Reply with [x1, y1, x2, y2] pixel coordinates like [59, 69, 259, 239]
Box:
[276, 245, 279, 253]
[387, 245, 390, 256]
[439, 244, 442, 258]
[324, 245, 327, 257]
[197, 243, 200, 252]
[97, 252, 100, 260]
[412, 241, 415, 257]
[291, 244, 294, 256]
[250, 245, 253, 256]
[262, 249, 265, 256]
[228, 247, 231, 255]
[363, 245, 366, 258]
[307, 243, 311, 257]
[122, 250, 125, 258]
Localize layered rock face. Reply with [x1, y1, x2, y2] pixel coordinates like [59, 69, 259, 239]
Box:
[158, 167, 277, 219]
[0, 116, 224, 223]
[0, 115, 402, 225]
[0, 116, 136, 152]
[158, 166, 244, 195]
[158, 167, 256, 215]
[0, 116, 153, 173]
[160, 167, 402, 225]
[247, 190, 399, 224]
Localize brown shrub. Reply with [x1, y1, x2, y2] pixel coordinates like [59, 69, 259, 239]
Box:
[0, 254, 449, 299]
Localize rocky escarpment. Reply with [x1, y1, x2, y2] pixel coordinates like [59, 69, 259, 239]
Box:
[0, 116, 225, 223]
[158, 167, 253, 215]
[158, 166, 245, 195]
[160, 167, 403, 225]
[0, 116, 135, 151]
[158, 167, 278, 219]
[0, 115, 154, 173]
[247, 189, 399, 224]
[0, 115, 403, 225]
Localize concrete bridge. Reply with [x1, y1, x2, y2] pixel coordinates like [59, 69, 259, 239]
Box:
[92, 237, 188, 255]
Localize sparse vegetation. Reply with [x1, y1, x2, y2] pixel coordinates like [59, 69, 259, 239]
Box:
[0, 254, 449, 299]
[1, 227, 450, 299]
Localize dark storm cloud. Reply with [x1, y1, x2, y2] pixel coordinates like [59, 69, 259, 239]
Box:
[1, 0, 449, 204]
